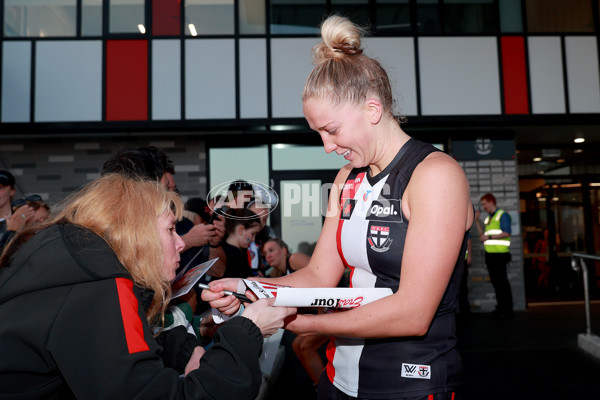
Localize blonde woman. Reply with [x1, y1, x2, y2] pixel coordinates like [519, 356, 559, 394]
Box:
[0, 174, 294, 399]
[204, 15, 473, 400]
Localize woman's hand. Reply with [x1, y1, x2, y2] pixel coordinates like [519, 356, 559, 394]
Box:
[184, 346, 206, 376]
[241, 298, 297, 337]
[200, 278, 251, 316]
[7, 205, 34, 231]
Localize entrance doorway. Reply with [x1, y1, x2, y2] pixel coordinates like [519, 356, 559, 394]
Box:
[269, 169, 339, 255]
[520, 177, 600, 302]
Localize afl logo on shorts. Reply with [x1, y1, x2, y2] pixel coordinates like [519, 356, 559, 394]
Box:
[368, 225, 393, 253]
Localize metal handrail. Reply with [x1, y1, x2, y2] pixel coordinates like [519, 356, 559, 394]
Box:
[571, 253, 600, 336]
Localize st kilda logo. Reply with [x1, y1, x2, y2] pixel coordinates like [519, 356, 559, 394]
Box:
[368, 225, 393, 253]
[401, 363, 431, 380]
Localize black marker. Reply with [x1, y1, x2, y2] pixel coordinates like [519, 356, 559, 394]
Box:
[197, 283, 253, 303]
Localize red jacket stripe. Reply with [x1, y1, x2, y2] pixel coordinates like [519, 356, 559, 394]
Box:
[115, 278, 150, 354]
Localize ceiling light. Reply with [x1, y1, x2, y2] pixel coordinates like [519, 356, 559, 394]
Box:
[138, 24, 146, 34]
[533, 157, 542, 162]
[557, 159, 565, 163]
[574, 149, 583, 153]
[574, 137, 585, 144]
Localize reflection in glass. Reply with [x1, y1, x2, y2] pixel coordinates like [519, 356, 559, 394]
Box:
[498, 0, 522, 32]
[4, 0, 76, 37]
[417, 0, 441, 33]
[331, 0, 369, 28]
[443, 0, 496, 34]
[376, 0, 411, 34]
[239, 0, 266, 34]
[110, 0, 144, 34]
[270, 0, 323, 34]
[82, 0, 103, 36]
[185, 0, 234, 35]
[526, 0, 594, 32]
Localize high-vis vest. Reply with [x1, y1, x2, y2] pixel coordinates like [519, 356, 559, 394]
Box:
[484, 209, 510, 253]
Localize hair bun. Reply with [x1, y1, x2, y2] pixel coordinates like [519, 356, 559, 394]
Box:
[312, 15, 365, 64]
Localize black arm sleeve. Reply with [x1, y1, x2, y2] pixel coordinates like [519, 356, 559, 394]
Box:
[156, 325, 202, 374]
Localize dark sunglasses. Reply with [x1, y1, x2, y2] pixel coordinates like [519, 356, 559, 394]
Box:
[11, 194, 42, 210]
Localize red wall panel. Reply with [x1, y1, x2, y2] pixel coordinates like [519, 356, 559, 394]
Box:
[153, 0, 181, 36]
[106, 40, 148, 121]
[500, 36, 529, 115]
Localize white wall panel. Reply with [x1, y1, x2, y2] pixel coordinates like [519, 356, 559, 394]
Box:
[419, 37, 501, 115]
[35, 41, 102, 122]
[271, 38, 318, 118]
[152, 40, 181, 120]
[2, 41, 31, 123]
[363, 38, 417, 116]
[565, 36, 600, 113]
[185, 39, 235, 119]
[528, 37, 566, 114]
[239, 39, 268, 118]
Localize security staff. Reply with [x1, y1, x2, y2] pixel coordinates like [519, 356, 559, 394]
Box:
[475, 192, 514, 318]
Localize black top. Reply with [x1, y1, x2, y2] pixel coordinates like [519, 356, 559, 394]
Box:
[0, 223, 264, 399]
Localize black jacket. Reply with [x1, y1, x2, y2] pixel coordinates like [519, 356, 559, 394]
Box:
[0, 223, 263, 399]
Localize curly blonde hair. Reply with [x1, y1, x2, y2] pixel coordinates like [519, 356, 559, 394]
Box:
[302, 15, 396, 118]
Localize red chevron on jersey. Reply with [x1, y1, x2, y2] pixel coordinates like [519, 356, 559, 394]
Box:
[340, 172, 366, 207]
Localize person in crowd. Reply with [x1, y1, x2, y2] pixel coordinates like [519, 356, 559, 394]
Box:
[0, 170, 16, 234]
[103, 146, 226, 321]
[221, 208, 262, 279]
[533, 229, 550, 291]
[262, 237, 310, 277]
[475, 192, 513, 318]
[226, 179, 255, 209]
[247, 197, 276, 275]
[0, 195, 50, 251]
[0, 174, 295, 399]
[203, 15, 473, 400]
[186, 197, 212, 224]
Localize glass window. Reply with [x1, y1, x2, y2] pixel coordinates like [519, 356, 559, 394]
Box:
[272, 144, 347, 171]
[270, 0, 324, 34]
[376, 0, 411, 34]
[82, 0, 103, 36]
[109, 0, 145, 34]
[498, 0, 522, 32]
[526, 0, 594, 32]
[417, 0, 441, 34]
[185, 0, 234, 36]
[239, 0, 266, 34]
[4, 0, 76, 37]
[443, 0, 496, 34]
[331, 0, 369, 28]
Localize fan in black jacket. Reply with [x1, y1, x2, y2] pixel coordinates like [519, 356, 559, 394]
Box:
[0, 174, 294, 399]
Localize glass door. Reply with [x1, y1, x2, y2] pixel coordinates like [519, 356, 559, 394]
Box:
[269, 170, 339, 255]
[521, 179, 599, 301]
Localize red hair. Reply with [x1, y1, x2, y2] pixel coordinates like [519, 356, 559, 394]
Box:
[480, 193, 496, 205]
